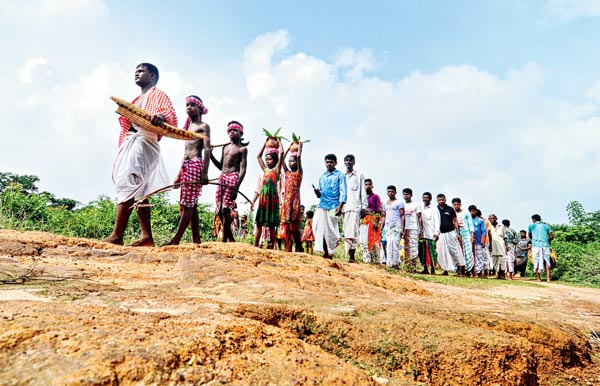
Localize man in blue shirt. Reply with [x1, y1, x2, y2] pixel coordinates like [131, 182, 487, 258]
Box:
[313, 154, 347, 259]
[528, 214, 553, 282]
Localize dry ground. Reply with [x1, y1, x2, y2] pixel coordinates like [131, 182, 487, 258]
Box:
[0, 229, 599, 386]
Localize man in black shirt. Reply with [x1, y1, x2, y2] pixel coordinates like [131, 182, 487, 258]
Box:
[436, 194, 466, 276]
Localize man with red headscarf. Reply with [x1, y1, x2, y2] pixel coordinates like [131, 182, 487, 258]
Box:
[210, 121, 248, 242]
[164, 95, 211, 245]
[105, 63, 177, 247]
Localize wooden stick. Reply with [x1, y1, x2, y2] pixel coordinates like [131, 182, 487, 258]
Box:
[130, 181, 252, 209]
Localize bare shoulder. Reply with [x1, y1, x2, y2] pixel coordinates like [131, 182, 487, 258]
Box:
[192, 122, 210, 134]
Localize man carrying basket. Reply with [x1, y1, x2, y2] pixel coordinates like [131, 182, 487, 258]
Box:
[104, 63, 178, 246]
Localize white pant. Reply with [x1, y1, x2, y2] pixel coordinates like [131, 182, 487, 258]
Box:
[313, 208, 340, 255]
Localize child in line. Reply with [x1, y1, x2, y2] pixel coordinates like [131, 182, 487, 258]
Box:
[252, 138, 284, 249]
[302, 210, 315, 254]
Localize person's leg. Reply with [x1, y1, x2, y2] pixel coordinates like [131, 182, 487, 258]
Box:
[104, 199, 135, 245]
[163, 206, 195, 245]
[322, 238, 331, 259]
[254, 225, 263, 248]
[190, 205, 201, 243]
[222, 208, 235, 242]
[267, 227, 276, 249]
[293, 224, 304, 252]
[131, 200, 154, 247]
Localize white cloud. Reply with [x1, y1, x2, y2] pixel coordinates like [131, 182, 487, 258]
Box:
[17, 58, 49, 83]
[3, 28, 599, 231]
[543, 0, 600, 22]
[0, 0, 109, 24]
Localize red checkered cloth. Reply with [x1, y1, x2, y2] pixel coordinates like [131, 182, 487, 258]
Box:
[179, 158, 204, 208]
[118, 87, 178, 147]
[215, 172, 239, 209]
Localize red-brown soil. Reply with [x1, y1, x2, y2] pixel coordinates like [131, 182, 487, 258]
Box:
[0, 229, 598, 385]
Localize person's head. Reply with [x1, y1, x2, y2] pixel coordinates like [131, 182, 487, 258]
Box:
[476, 209, 482, 218]
[324, 154, 337, 172]
[306, 210, 314, 219]
[436, 193, 446, 206]
[227, 120, 244, 141]
[520, 230, 527, 238]
[468, 204, 477, 217]
[402, 188, 413, 202]
[531, 214, 541, 222]
[450, 197, 460, 211]
[300, 205, 305, 214]
[422, 192, 432, 206]
[241, 214, 247, 221]
[185, 95, 208, 118]
[488, 214, 498, 225]
[288, 154, 298, 171]
[343, 154, 355, 171]
[265, 152, 279, 168]
[502, 219, 510, 227]
[387, 185, 397, 200]
[135, 63, 159, 88]
[365, 178, 373, 193]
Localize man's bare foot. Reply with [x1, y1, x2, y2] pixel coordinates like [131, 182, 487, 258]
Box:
[160, 240, 178, 247]
[103, 236, 124, 246]
[131, 238, 154, 247]
[536, 279, 541, 282]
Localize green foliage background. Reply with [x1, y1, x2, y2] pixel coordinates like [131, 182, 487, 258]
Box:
[0, 172, 599, 287]
[0, 172, 249, 246]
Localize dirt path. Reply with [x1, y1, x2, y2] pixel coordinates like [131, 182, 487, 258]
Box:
[0, 230, 598, 386]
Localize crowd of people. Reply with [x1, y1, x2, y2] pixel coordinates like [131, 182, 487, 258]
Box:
[104, 62, 555, 283]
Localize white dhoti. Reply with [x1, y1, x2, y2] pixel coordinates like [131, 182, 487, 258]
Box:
[507, 247, 515, 273]
[343, 211, 360, 254]
[313, 208, 340, 255]
[482, 242, 492, 270]
[112, 130, 169, 204]
[437, 231, 464, 271]
[385, 226, 402, 267]
[533, 247, 551, 273]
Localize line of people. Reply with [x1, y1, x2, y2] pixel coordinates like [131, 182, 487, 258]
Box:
[104, 63, 554, 284]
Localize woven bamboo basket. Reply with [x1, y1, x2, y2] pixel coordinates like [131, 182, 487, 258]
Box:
[110, 96, 205, 141]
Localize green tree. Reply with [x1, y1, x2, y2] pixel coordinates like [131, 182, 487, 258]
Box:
[0, 172, 39, 193]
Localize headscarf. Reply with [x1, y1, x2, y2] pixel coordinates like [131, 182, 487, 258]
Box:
[183, 96, 208, 130]
[265, 147, 279, 155]
[227, 121, 244, 134]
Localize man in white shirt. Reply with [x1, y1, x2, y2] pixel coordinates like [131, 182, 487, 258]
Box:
[382, 185, 404, 268]
[402, 188, 423, 273]
[342, 154, 367, 263]
[419, 192, 440, 274]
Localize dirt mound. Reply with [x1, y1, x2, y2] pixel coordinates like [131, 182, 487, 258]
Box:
[0, 229, 599, 385]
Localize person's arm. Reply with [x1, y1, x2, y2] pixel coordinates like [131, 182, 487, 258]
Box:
[453, 217, 462, 241]
[211, 146, 223, 170]
[401, 206, 406, 236]
[296, 142, 303, 174]
[281, 143, 290, 174]
[201, 124, 211, 183]
[275, 139, 284, 174]
[359, 174, 368, 213]
[231, 147, 248, 201]
[335, 172, 347, 216]
[548, 231, 554, 243]
[433, 210, 440, 241]
[417, 212, 423, 236]
[467, 215, 475, 243]
[257, 140, 267, 171]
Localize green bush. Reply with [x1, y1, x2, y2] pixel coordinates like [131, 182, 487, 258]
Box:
[552, 240, 600, 286]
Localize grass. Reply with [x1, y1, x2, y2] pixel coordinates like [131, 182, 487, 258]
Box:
[411, 273, 546, 289]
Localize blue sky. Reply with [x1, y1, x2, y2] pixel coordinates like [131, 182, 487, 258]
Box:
[2, 0, 600, 231]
